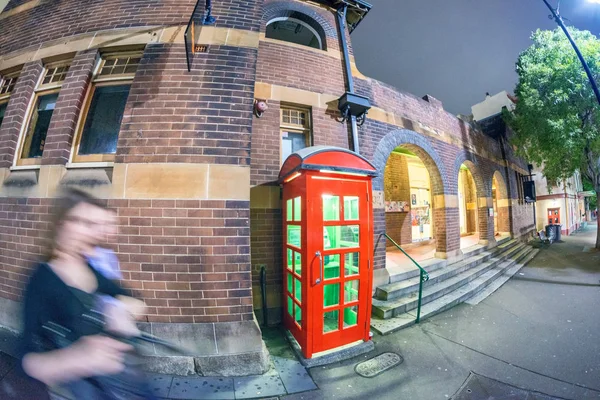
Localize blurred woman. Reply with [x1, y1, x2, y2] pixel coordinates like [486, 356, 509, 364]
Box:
[19, 188, 149, 399]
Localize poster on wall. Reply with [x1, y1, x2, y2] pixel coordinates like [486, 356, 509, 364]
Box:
[385, 201, 410, 212]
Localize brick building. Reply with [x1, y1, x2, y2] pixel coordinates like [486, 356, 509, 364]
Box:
[0, 0, 534, 374]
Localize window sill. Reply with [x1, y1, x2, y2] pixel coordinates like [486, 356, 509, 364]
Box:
[66, 161, 114, 169]
[10, 164, 41, 171]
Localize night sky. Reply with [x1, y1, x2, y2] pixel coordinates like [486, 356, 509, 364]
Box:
[351, 0, 600, 115]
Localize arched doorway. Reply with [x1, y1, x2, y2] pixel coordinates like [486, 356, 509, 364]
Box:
[492, 171, 511, 237]
[458, 163, 479, 249]
[383, 145, 442, 265]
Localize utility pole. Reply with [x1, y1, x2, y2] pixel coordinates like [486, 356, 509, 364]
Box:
[542, 0, 600, 106]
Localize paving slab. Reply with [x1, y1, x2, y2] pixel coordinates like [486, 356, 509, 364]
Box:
[146, 373, 174, 398]
[233, 368, 286, 399]
[169, 376, 234, 400]
[452, 372, 566, 399]
[272, 356, 317, 394]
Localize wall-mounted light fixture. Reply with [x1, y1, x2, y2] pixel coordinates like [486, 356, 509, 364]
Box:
[337, 92, 371, 126]
[254, 99, 268, 118]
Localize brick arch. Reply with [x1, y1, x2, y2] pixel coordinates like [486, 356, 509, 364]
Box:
[371, 129, 449, 195]
[492, 170, 512, 234]
[262, 1, 336, 43]
[453, 151, 488, 197]
[372, 128, 451, 257]
[492, 170, 509, 200]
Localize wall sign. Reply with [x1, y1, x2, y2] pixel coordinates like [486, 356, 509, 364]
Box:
[385, 201, 410, 213]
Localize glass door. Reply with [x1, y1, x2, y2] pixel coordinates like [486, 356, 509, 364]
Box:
[282, 180, 308, 352]
[308, 176, 371, 354]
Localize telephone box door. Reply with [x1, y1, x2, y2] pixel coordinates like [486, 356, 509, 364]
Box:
[308, 175, 372, 354]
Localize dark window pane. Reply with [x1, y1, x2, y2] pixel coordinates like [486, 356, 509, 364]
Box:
[22, 93, 58, 159]
[266, 20, 322, 50]
[79, 85, 130, 155]
[0, 103, 6, 129]
[281, 131, 306, 162]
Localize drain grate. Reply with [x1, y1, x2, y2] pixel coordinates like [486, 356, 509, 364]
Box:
[354, 352, 403, 378]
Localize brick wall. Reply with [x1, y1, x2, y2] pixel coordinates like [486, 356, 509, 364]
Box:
[0, 1, 262, 322]
[384, 153, 411, 245]
[250, 207, 283, 324]
[0, 61, 43, 169]
[262, 0, 342, 53]
[251, 100, 282, 186]
[250, 101, 347, 186]
[256, 42, 345, 96]
[0, 0, 262, 55]
[117, 44, 257, 165]
[460, 169, 478, 234]
[0, 198, 52, 302]
[0, 197, 254, 323]
[42, 49, 98, 165]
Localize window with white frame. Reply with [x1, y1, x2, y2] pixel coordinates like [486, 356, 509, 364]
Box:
[281, 106, 311, 164]
[71, 52, 141, 163]
[0, 70, 20, 130]
[17, 61, 70, 166]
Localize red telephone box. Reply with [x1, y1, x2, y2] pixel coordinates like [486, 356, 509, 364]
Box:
[279, 146, 377, 359]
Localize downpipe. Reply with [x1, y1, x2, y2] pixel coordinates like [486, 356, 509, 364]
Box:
[337, 5, 360, 154]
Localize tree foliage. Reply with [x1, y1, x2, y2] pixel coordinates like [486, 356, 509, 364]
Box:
[508, 27, 600, 189]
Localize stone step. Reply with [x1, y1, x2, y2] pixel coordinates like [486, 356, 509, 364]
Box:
[495, 235, 512, 246]
[387, 257, 447, 284]
[385, 238, 516, 284]
[466, 248, 540, 305]
[461, 243, 487, 258]
[371, 245, 538, 335]
[372, 243, 526, 318]
[376, 239, 523, 301]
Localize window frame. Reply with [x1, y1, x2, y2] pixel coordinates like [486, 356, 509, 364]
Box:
[280, 105, 312, 165]
[70, 52, 140, 164]
[0, 100, 8, 130]
[266, 17, 325, 51]
[16, 88, 61, 166]
[14, 60, 71, 167]
[0, 70, 20, 102]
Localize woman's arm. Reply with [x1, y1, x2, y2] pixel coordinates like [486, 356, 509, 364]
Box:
[22, 335, 132, 386]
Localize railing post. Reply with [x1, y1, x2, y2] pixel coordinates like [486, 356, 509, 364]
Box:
[416, 270, 423, 323]
[374, 232, 428, 325]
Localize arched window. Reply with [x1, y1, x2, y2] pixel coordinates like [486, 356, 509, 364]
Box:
[266, 17, 324, 50]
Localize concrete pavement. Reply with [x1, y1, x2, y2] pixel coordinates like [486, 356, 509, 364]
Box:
[284, 225, 600, 400]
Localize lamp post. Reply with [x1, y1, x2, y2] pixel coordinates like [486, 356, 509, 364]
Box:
[541, 0, 600, 105]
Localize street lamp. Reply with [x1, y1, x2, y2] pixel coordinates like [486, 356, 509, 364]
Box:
[541, 0, 600, 105]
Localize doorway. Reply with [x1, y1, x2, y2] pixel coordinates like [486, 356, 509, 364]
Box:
[458, 164, 479, 248]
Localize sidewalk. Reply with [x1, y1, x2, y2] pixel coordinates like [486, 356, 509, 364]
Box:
[0, 327, 317, 400]
[288, 225, 600, 400]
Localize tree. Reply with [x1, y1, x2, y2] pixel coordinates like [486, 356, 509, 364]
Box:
[507, 27, 600, 248]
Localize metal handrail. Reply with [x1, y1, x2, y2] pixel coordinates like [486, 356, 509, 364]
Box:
[374, 233, 429, 323]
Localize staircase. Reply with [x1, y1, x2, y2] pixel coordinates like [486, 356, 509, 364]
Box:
[371, 237, 539, 335]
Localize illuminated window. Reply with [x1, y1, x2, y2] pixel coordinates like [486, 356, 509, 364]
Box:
[281, 106, 311, 164]
[71, 52, 141, 163]
[16, 61, 70, 166]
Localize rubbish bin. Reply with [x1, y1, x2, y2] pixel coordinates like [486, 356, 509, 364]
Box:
[546, 224, 562, 242]
[554, 224, 562, 242]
